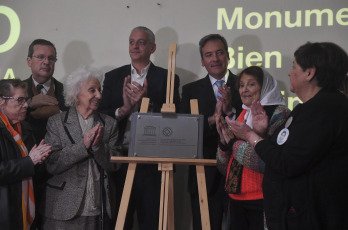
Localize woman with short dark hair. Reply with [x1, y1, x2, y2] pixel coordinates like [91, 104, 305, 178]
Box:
[229, 42, 348, 229]
[0, 79, 51, 230]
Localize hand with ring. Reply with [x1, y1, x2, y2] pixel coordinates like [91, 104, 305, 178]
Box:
[29, 139, 52, 165]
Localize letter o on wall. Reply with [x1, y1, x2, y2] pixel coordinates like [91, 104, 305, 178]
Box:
[0, 6, 20, 53]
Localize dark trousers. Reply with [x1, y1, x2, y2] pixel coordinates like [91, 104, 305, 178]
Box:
[190, 174, 228, 230]
[114, 163, 161, 230]
[228, 199, 264, 230]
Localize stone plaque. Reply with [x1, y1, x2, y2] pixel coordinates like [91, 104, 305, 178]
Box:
[128, 113, 203, 159]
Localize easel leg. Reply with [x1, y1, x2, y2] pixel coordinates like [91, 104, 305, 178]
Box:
[158, 163, 175, 230]
[167, 171, 174, 230]
[159, 169, 166, 230]
[115, 163, 137, 230]
[196, 165, 211, 230]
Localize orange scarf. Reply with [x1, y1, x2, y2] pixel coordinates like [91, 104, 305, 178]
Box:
[0, 111, 35, 230]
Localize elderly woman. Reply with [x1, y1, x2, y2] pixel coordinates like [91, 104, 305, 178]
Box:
[229, 42, 348, 230]
[216, 66, 290, 230]
[0, 79, 51, 230]
[40, 67, 120, 230]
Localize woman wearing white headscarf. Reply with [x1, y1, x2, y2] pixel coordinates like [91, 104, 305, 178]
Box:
[216, 66, 290, 230]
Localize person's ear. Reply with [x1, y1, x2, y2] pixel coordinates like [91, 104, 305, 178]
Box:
[306, 67, 316, 82]
[0, 98, 5, 106]
[27, 57, 32, 67]
[150, 43, 156, 54]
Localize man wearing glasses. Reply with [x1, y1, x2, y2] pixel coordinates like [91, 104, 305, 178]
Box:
[23, 39, 68, 230]
[24, 39, 68, 144]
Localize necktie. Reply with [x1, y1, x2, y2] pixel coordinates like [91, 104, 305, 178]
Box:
[36, 84, 44, 94]
[215, 80, 224, 101]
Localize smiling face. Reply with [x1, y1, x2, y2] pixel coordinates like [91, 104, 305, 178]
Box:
[129, 29, 156, 64]
[76, 78, 102, 112]
[201, 39, 229, 80]
[27, 45, 56, 84]
[239, 73, 262, 107]
[0, 87, 28, 125]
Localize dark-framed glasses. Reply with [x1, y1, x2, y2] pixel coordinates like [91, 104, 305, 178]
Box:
[1, 96, 30, 105]
[32, 55, 57, 63]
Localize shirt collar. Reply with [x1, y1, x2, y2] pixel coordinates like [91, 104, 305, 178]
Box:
[209, 70, 229, 86]
[32, 77, 52, 92]
[131, 62, 151, 77]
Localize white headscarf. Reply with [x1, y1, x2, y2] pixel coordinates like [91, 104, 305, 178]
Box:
[242, 68, 285, 128]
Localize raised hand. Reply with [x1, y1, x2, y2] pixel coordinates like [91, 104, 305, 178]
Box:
[125, 78, 148, 107]
[29, 139, 52, 165]
[251, 101, 268, 137]
[84, 124, 104, 149]
[217, 84, 233, 116]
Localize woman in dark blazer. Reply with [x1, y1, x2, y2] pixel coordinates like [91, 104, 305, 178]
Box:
[229, 42, 348, 230]
[40, 67, 120, 230]
[0, 79, 51, 230]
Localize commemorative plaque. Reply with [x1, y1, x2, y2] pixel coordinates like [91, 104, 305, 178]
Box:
[128, 112, 203, 159]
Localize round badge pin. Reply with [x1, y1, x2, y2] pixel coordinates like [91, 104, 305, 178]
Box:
[277, 128, 289, 145]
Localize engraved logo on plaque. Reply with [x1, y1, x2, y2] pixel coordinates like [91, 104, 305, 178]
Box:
[162, 127, 173, 137]
[143, 126, 156, 136]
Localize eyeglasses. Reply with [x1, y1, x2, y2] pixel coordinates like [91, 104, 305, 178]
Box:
[32, 55, 57, 63]
[1, 96, 30, 105]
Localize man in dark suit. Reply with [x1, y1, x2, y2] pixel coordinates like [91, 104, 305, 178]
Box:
[24, 39, 68, 144]
[180, 34, 242, 230]
[98, 26, 180, 229]
[23, 39, 68, 230]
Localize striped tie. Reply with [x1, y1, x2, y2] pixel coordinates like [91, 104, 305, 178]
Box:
[215, 80, 224, 101]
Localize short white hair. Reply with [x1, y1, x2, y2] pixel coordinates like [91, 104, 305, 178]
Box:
[64, 66, 103, 107]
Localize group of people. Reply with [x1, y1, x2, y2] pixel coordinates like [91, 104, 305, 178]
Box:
[0, 25, 347, 230]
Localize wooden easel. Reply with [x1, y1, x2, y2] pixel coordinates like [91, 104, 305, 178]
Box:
[112, 44, 215, 230]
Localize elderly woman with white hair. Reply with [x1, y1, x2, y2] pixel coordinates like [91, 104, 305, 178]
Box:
[40, 67, 120, 230]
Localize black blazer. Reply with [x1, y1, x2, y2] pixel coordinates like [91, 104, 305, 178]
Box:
[98, 63, 180, 147]
[257, 89, 348, 230]
[180, 71, 242, 194]
[0, 120, 35, 230]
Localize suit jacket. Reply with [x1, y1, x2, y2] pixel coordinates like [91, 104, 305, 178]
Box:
[180, 71, 242, 194]
[39, 107, 120, 221]
[24, 76, 68, 144]
[0, 120, 35, 230]
[98, 63, 180, 147]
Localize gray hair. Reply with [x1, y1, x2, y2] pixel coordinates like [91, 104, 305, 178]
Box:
[131, 26, 155, 44]
[64, 66, 103, 107]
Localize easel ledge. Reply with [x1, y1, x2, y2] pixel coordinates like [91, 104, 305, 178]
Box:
[110, 156, 216, 166]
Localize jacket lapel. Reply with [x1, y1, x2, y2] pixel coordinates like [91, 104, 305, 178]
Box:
[202, 75, 217, 107]
[64, 107, 83, 144]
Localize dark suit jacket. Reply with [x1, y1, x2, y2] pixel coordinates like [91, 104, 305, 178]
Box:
[180, 71, 242, 194]
[24, 76, 68, 144]
[98, 63, 180, 147]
